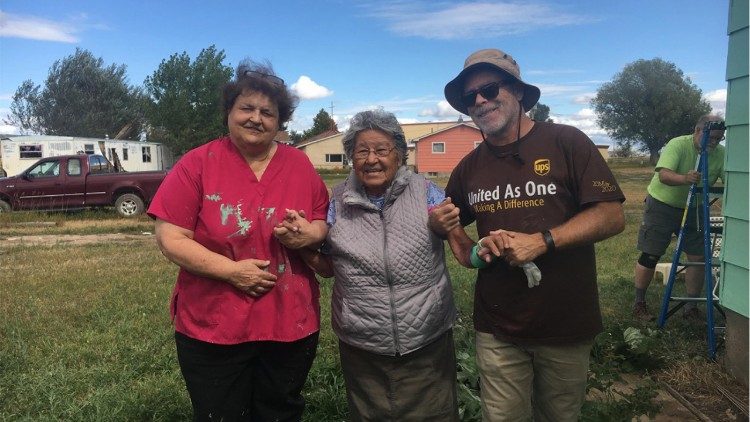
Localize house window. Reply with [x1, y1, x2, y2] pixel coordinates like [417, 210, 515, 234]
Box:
[432, 142, 445, 153]
[122, 148, 128, 160]
[325, 154, 344, 163]
[142, 146, 152, 163]
[84, 144, 95, 154]
[19, 144, 43, 159]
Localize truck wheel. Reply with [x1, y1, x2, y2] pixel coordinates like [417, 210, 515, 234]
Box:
[0, 200, 10, 213]
[115, 193, 144, 217]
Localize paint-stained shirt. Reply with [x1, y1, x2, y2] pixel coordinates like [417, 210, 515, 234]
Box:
[446, 122, 625, 345]
[148, 138, 329, 344]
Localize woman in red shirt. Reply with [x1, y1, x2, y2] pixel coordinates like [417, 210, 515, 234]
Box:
[148, 60, 329, 421]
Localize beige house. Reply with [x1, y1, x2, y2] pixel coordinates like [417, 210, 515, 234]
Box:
[596, 144, 610, 160]
[296, 120, 463, 170]
[295, 119, 610, 171]
[295, 131, 346, 170]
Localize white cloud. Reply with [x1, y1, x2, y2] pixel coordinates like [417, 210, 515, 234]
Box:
[0, 106, 19, 134]
[419, 100, 463, 118]
[0, 124, 20, 134]
[527, 69, 584, 76]
[572, 92, 596, 105]
[704, 89, 726, 117]
[535, 83, 584, 97]
[0, 11, 80, 43]
[365, 1, 595, 39]
[551, 107, 609, 140]
[290, 76, 333, 100]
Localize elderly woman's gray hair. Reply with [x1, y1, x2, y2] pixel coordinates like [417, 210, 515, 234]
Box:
[342, 109, 408, 165]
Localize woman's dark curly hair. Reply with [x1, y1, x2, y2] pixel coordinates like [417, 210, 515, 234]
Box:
[222, 60, 299, 130]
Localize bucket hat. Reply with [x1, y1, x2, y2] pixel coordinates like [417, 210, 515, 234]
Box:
[444, 49, 540, 114]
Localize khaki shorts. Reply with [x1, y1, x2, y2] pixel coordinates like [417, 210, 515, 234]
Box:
[637, 195, 705, 257]
[475, 331, 592, 422]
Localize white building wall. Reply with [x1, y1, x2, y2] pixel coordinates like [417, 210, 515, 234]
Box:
[0, 136, 174, 176]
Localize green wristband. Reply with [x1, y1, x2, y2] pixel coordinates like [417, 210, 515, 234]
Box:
[470, 244, 490, 269]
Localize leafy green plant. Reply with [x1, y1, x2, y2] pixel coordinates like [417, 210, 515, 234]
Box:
[453, 316, 482, 421]
[583, 326, 663, 420]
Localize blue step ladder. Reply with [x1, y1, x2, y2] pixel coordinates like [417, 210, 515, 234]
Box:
[657, 121, 726, 360]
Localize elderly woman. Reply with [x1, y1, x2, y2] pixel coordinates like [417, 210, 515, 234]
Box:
[147, 60, 329, 421]
[296, 109, 459, 420]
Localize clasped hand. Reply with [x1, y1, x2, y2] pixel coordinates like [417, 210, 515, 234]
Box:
[477, 230, 546, 267]
[428, 197, 461, 236]
[477, 231, 543, 288]
[228, 259, 277, 297]
[273, 209, 314, 250]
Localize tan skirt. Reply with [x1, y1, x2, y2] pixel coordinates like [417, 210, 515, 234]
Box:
[338, 329, 459, 421]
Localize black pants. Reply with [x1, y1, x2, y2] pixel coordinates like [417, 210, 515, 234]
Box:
[175, 331, 319, 422]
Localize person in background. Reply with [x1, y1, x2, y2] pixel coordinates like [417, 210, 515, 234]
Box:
[431, 48, 625, 421]
[632, 114, 725, 321]
[294, 109, 460, 421]
[148, 60, 329, 421]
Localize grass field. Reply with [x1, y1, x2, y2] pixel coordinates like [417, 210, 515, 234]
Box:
[0, 162, 744, 421]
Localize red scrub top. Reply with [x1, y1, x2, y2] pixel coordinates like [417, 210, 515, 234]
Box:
[148, 138, 329, 344]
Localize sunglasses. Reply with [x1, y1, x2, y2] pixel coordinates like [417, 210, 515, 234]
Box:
[244, 70, 285, 86]
[461, 80, 512, 109]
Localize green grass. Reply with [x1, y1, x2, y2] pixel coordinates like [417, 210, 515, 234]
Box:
[0, 164, 732, 421]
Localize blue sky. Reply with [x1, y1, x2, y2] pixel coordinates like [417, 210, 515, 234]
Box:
[0, 0, 730, 146]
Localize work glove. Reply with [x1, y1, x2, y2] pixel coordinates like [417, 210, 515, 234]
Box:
[521, 262, 542, 288]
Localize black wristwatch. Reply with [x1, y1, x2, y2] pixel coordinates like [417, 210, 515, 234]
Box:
[541, 230, 555, 253]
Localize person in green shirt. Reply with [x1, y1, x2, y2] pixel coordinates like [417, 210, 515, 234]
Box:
[633, 114, 725, 321]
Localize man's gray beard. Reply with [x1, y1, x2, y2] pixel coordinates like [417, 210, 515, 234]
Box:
[473, 115, 513, 139]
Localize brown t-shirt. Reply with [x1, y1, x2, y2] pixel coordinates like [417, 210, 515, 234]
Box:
[446, 121, 625, 345]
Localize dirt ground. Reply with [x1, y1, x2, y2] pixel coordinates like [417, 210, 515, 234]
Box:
[2, 232, 747, 421]
[606, 373, 749, 421]
[0, 233, 154, 247]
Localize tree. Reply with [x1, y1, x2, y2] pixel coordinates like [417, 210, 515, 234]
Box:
[4, 80, 41, 134]
[528, 103, 553, 122]
[4, 49, 144, 138]
[144, 45, 232, 155]
[610, 140, 636, 158]
[288, 131, 305, 144]
[308, 109, 337, 135]
[294, 109, 338, 143]
[592, 58, 711, 164]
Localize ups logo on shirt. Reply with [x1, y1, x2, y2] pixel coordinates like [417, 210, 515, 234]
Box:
[534, 159, 551, 176]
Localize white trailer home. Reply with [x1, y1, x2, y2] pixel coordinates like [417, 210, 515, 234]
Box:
[0, 135, 174, 177]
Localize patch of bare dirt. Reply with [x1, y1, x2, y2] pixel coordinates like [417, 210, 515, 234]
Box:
[588, 373, 748, 421]
[658, 360, 749, 422]
[0, 233, 154, 247]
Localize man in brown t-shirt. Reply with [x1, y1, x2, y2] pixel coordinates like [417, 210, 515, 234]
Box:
[431, 49, 625, 421]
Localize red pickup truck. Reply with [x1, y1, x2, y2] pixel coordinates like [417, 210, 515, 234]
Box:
[0, 154, 166, 217]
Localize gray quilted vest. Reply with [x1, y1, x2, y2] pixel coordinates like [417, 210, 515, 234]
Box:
[327, 166, 456, 356]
